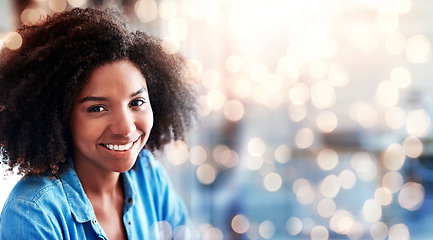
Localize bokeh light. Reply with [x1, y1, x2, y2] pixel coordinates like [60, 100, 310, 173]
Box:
[4, 31, 22, 50]
[231, 214, 249, 234]
[398, 182, 424, 211]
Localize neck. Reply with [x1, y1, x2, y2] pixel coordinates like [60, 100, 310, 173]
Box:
[73, 159, 122, 196]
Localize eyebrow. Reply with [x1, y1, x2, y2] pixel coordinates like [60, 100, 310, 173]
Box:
[79, 87, 148, 103]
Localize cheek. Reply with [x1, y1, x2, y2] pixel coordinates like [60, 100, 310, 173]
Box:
[70, 117, 105, 145]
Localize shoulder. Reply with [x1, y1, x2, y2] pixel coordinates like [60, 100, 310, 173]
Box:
[0, 175, 67, 239]
[4, 174, 64, 205]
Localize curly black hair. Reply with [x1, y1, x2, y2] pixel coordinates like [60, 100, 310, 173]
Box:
[0, 7, 196, 177]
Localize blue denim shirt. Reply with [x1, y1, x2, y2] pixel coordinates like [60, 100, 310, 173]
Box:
[0, 150, 188, 239]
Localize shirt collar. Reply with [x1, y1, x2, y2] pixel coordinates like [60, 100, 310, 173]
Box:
[60, 161, 137, 223]
[61, 163, 95, 223]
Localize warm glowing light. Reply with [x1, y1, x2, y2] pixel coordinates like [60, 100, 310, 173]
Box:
[338, 170, 356, 190]
[159, 0, 177, 20]
[385, 107, 406, 129]
[212, 145, 229, 161]
[189, 145, 207, 166]
[248, 138, 266, 157]
[328, 63, 350, 86]
[390, 67, 411, 88]
[4, 32, 22, 50]
[206, 89, 226, 110]
[292, 178, 311, 196]
[311, 225, 329, 240]
[196, 164, 217, 185]
[316, 110, 338, 133]
[223, 99, 244, 121]
[382, 143, 406, 171]
[263, 74, 282, 93]
[362, 199, 382, 222]
[376, 10, 399, 33]
[289, 82, 310, 105]
[376, 80, 399, 107]
[225, 55, 243, 74]
[330, 210, 354, 235]
[348, 25, 378, 53]
[135, 0, 158, 23]
[67, 0, 86, 7]
[351, 152, 378, 182]
[217, 148, 239, 169]
[287, 44, 308, 64]
[249, 64, 269, 83]
[252, 84, 273, 105]
[277, 57, 300, 81]
[293, 178, 315, 205]
[320, 38, 339, 59]
[288, 103, 307, 122]
[168, 18, 189, 41]
[20, 7, 46, 24]
[402, 136, 423, 158]
[388, 224, 410, 240]
[385, 32, 406, 55]
[317, 198, 336, 218]
[317, 148, 339, 171]
[398, 182, 424, 211]
[319, 174, 340, 199]
[227, 74, 252, 99]
[165, 140, 189, 165]
[245, 156, 264, 171]
[382, 171, 404, 193]
[202, 226, 223, 240]
[264, 172, 283, 192]
[405, 109, 431, 138]
[202, 69, 221, 89]
[406, 35, 431, 63]
[310, 59, 328, 80]
[374, 187, 393, 206]
[295, 128, 314, 149]
[206, 8, 222, 27]
[231, 214, 250, 234]
[310, 80, 336, 109]
[49, 0, 67, 12]
[274, 145, 291, 164]
[258, 220, 275, 239]
[286, 217, 302, 236]
[349, 101, 378, 128]
[370, 222, 388, 240]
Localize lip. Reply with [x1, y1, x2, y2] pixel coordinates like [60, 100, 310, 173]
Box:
[99, 137, 140, 158]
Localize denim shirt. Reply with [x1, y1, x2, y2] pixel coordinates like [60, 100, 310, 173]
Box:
[0, 150, 188, 240]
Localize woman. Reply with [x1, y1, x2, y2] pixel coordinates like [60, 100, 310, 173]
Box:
[0, 7, 196, 240]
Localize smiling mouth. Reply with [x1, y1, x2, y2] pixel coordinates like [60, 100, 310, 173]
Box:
[101, 140, 137, 152]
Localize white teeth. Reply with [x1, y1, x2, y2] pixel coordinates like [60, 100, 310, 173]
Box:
[104, 142, 134, 151]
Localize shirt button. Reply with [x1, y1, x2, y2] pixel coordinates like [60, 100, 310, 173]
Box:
[127, 197, 132, 204]
[128, 221, 132, 225]
[92, 219, 98, 225]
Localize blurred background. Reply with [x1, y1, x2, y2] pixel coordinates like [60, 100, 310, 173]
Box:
[1, 0, 433, 239]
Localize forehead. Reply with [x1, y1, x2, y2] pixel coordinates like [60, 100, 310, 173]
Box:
[78, 61, 147, 98]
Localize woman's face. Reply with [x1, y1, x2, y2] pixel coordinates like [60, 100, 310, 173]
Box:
[69, 60, 153, 173]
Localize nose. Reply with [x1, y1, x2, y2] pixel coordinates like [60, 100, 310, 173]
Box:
[109, 107, 136, 137]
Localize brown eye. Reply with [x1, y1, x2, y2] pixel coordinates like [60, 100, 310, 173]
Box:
[87, 106, 106, 113]
[130, 99, 146, 108]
